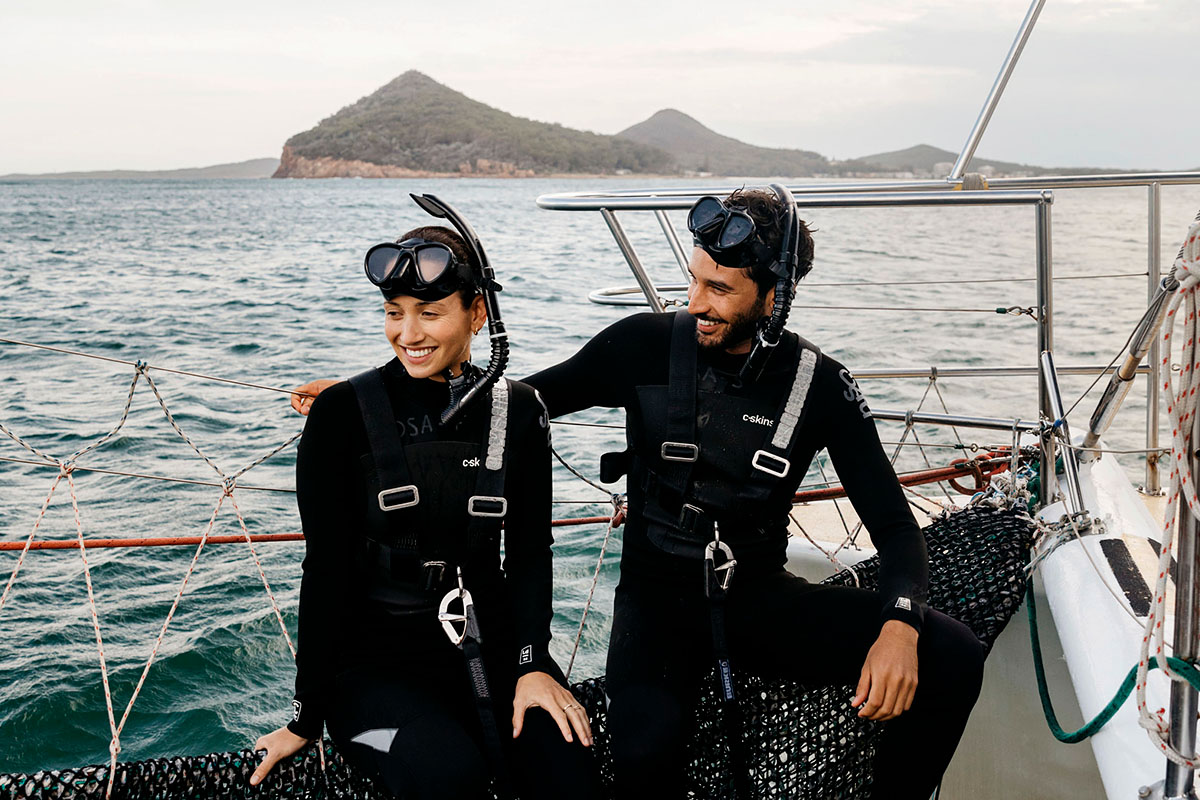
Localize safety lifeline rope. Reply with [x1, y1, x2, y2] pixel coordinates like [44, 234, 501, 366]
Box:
[0, 359, 309, 794]
[1138, 213, 1200, 766]
[566, 494, 625, 681]
[0, 364, 143, 615]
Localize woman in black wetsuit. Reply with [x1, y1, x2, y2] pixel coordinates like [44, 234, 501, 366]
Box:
[251, 194, 601, 800]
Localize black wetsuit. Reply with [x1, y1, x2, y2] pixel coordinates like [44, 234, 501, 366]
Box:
[287, 359, 601, 800]
[526, 312, 984, 800]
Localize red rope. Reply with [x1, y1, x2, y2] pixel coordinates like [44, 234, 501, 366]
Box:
[1, 458, 1018, 553]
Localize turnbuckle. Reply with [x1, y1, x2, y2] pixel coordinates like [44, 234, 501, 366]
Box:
[438, 567, 480, 648]
[704, 523, 736, 597]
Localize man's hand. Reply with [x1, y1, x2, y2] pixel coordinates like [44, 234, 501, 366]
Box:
[250, 726, 311, 786]
[513, 671, 593, 747]
[852, 620, 919, 721]
[290, 380, 339, 416]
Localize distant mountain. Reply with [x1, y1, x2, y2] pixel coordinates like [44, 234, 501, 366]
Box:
[852, 144, 1033, 175]
[850, 143, 1140, 177]
[1, 158, 279, 180]
[618, 109, 828, 178]
[275, 71, 673, 178]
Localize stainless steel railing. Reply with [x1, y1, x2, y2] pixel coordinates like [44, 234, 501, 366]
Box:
[539, 174, 1200, 493]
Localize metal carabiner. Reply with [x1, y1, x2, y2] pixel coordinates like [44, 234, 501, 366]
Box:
[704, 523, 736, 596]
[438, 567, 478, 648]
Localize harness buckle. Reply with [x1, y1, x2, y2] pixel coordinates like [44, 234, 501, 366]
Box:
[661, 442, 700, 462]
[467, 495, 508, 518]
[378, 485, 420, 511]
[421, 560, 448, 592]
[751, 450, 791, 478]
[704, 538, 736, 597]
[438, 568, 480, 648]
[678, 503, 706, 535]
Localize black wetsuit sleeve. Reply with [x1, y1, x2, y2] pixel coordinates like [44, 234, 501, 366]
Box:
[524, 313, 669, 418]
[288, 385, 357, 739]
[502, 386, 559, 678]
[819, 360, 929, 633]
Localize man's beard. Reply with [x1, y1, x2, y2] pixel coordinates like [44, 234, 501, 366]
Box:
[694, 305, 763, 351]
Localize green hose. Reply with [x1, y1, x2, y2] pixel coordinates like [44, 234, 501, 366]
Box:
[1027, 581, 1200, 743]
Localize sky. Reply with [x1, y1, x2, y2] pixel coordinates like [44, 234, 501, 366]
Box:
[1, 0, 1197, 173]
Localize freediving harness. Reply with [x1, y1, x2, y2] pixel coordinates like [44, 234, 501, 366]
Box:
[603, 310, 822, 796]
[349, 365, 513, 793]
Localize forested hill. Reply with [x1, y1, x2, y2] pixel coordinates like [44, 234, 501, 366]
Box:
[618, 109, 828, 177]
[274, 71, 673, 177]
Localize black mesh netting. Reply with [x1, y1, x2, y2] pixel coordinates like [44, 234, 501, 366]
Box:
[1, 505, 1035, 800]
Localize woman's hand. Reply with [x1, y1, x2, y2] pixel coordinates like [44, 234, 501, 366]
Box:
[290, 380, 339, 416]
[512, 671, 593, 747]
[249, 726, 311, 786]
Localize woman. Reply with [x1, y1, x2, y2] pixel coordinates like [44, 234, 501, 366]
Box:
[251, 194, 601, 800]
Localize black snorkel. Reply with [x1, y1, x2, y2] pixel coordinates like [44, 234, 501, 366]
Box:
[408, 192, 509, 426]
[736, 183, 800, 385]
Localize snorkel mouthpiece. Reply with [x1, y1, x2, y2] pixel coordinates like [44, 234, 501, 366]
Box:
[406, 192, 509, 426]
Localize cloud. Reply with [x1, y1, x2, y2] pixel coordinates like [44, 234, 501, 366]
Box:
[1, 0, 1197, 172]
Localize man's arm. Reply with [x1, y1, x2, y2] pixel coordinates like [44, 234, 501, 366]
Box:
[822, 362, 928, 632]
[820, 359, 929, 721]
[291, 380, 338, 416]
[524, 312, 668, 418]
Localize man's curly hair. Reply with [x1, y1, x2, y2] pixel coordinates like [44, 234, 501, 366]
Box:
[723, 188, 815, 297]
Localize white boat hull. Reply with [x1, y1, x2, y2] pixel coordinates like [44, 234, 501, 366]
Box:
[783, 452, 1176, 798]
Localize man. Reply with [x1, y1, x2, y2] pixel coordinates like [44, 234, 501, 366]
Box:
[293, 187, 984, 799]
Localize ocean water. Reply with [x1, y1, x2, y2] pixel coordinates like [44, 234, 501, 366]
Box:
[1, 177, 1199, 772]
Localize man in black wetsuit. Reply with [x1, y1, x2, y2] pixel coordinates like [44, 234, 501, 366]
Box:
[292, 188, 985, 799]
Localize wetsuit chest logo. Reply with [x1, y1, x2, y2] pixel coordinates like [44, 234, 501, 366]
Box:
[462, 457, 480, 468]
[398, 414, 436, 439]
[742, 414, 774, 427]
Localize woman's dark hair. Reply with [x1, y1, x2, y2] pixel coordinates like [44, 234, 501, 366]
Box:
[392, 225, 480, 308]
[723, 188, 815, 297]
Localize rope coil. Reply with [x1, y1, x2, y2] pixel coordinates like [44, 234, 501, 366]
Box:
[1138, 214, 1200, 766]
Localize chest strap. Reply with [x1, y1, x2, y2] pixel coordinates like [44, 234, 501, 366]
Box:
[663, 310, 701, 466]
[644, 329, 821, 543]
[750, 345, 820, 479]
[466, 379, 511, 545]
[350, 368, 511, 565]
[350, 367, 420, 553]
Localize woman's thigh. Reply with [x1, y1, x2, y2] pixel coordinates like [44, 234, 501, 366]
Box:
[326, 664, 491, 800]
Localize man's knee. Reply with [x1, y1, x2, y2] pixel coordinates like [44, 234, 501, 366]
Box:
[921, 611, 986, 705]
[608, 683, 687, 773]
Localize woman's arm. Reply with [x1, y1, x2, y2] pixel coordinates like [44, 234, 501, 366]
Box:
[288, 384, 359, 739]
[502, 385, 594, 745]
[501, 385, 557, 679]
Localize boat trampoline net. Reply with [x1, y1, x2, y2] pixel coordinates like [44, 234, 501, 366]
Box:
[1, 504, 1035, 800]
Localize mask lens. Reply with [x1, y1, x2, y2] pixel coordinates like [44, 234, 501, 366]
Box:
[718, 214, 755, 249]
[415, 245, 453, 284]
[366, 245, 403, 285]
[688, 197, 726, 235]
